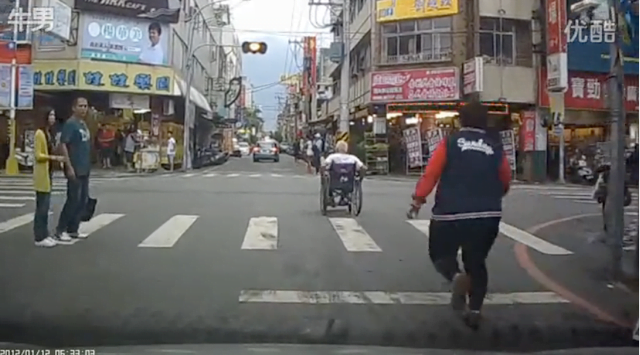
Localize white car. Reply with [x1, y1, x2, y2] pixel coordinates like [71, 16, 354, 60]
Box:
[238, 142, 251, 156]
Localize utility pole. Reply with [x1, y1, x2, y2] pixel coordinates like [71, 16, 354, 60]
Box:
[309, 0, 349, 141]
[603, 0, 627, 280]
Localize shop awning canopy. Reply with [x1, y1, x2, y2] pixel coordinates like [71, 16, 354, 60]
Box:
[174, 77, 213, 113]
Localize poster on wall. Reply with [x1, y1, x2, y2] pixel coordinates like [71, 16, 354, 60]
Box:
[426, 128, 443, 160]
[520, 110, 536, 152]
[403, 127, 423, 168]
[500, 130, 516, 173]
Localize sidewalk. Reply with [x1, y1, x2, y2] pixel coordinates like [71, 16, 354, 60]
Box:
[520, 214, 638, 330]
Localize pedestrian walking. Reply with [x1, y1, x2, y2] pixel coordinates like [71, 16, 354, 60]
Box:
[409, 100, 511, 329]
[33, 108, 67, 247]
[305, 137, 314, 173]
[53, 97, 92, 243]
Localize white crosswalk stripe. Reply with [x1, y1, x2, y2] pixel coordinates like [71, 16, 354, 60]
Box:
[0, 178, 102, 209]
[0, 212, 573, 255]
[157, 172, 315, 180]
[515, 185, 638, 210]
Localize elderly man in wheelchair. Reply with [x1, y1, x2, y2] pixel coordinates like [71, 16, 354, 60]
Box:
[320, 141, 366, 215]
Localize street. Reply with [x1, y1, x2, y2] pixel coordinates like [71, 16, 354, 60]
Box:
[0, 154, 634, 350]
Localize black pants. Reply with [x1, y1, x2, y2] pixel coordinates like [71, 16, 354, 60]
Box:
[428, 217, 500, 311]
[56, 175, 89, 235]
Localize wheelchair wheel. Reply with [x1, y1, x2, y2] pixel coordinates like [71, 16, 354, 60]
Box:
[350, 180, 363, 216]
[320, 179, 328, 216]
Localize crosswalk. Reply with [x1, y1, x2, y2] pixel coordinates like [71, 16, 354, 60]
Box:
[157, 171, 316, 180]
[0, 179, 67, 209]
[0, 211, 572, 255]
[514, 184, 639, 211]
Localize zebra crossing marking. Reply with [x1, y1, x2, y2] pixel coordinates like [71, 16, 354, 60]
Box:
[328, 217, 382, 252]
[0, 213, 38, 234]
[249, 174, 261, 178]
[270, 174, 283, 177]
[0, 196, 34, 200]
[238, 290, 569, 305]
[0, 203, 26, 208]
[406, 219, 572, 255]
[0, 190, 62, 195]
[183, 173, 195, 178]
[138, 215, 199, 248]
[241, 216, 278, 250]
[79, 213, 125, 238]
[204, 173, 218, 177]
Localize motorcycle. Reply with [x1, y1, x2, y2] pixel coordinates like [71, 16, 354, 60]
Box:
[592, 163, 633, 231]
[568, 156, 596, 185]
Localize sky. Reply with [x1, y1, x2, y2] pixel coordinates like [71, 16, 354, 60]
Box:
[227, 0, 333, 132]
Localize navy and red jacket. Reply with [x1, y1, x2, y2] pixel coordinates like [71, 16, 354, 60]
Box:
[413, 128, 511, 221]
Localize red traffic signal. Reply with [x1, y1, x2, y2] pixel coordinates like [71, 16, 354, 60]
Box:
[241, 41, 267, 54]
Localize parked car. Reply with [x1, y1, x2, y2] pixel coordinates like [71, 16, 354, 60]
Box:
[238, 141, 251, 156]
[253, 140, 279, 163]
[231, 144, 242, 157]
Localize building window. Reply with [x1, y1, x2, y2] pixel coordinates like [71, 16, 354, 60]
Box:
[381, 17, 452, 64]
[479, 17, 515, 65]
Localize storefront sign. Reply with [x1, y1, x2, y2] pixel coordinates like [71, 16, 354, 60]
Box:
[80, 13, 170, 66]
[371, 67, 459, 102]
[0, 63, 33, 109]
[43, 0, 72, 41]
[500, 130, 516, 173]
[539, 68, 639, 112]
[32, 60, 176, 95]
[462, 57, 483, 95]
[403, 126, 423, 168]
[74, 0, 180, 24]
[376, 0, 459, 23]
[425, 129, 443, 159]
[520, 110, 536, 152]
[545, 0, 567, 91]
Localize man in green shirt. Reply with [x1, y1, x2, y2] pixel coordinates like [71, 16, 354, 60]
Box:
[54, 97, 91, 243]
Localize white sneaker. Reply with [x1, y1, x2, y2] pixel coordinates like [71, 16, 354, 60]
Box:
[35, 237, 57, 248]
[52, 233, 75, 245]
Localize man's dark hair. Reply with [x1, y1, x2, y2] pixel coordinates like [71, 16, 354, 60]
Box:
[149, 22, 162, 35]
[458, 100, 488, 129]
[72, 96, 88, 108]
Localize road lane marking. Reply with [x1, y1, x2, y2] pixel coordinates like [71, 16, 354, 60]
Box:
[183, 173, 195, 178]
[328, 217, 381, 252]
[0, 190, 62, 195]
[238, 290, 569, 305]
[226, 173, 240, 177]
[499, 222, 572, 255]
[241, 217, 278, 250]
[0, 213, 39, 234]
[406, 220, 461, 256]
[79, 213, 125, 237]
[0, 181, 67, 187]
[0, 203, 25, 208]
[204, 173, 218, 177]
[249, 174, 261, 177]
[0, 196, 34, 200]
[138, 215, 199, 248]
[270, 174, 283, 177]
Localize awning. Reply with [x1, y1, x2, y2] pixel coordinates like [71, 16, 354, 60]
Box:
[174, 77, 213, 113]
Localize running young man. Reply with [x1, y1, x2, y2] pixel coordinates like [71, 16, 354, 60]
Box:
[410, 100, 511, 329]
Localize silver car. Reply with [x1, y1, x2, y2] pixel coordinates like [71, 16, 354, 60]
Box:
[253, 141, 280, 162]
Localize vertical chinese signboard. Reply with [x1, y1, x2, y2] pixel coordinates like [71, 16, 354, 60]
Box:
[545, 0, 568, 92]
[520, 110, 536, 152]
[403, 127, 423, 168]
[500, 130, 516, 175]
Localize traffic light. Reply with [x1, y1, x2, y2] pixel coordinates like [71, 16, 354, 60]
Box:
[241, 41, 267, 54]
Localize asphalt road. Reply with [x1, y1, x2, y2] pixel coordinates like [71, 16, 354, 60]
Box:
[0, 155, 632, 350]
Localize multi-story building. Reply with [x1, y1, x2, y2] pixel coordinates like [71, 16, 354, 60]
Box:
[5, 0, 239, 168]
[319, 0, 538, 173]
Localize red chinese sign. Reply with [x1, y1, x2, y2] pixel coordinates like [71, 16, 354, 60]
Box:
[520, 110, 536, 152]
[546, 0, 567, 55]
[538, 68, 639, 112]
[371, 67, 459, 102]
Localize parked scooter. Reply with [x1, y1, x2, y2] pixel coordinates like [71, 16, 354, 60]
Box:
[592, 163, 633, 231]
[568, 155, 596, 185]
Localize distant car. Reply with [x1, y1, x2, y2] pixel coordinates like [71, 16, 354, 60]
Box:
[238, 141, 251, 156]
[253, 140, 279, 163]
[231, 144, 242, 157]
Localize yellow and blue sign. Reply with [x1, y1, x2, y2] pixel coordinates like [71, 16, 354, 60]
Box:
[376, 0, 458, 22]
[32, 60, 176, 95]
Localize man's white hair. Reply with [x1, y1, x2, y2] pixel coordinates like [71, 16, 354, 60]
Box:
[336, 141, 348, 153]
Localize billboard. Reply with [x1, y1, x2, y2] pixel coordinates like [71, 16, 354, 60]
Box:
[370, 67, 459, 102]
[80, 13, 170, 66]
[74, 0, 180, 24]
[376, 0, 458, 23]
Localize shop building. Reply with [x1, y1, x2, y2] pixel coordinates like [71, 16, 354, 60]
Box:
[536, 1, 639, 181]
[319, 0, 537, 175]
[12, 0, 241, 171]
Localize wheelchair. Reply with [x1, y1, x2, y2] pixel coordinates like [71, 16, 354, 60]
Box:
[320, 162, 363, 216]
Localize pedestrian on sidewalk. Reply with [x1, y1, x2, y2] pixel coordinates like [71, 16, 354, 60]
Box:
[166, 131, 176, 172]
[409, 100, 511, 329]
[53, 97, 92, 243]
[305, 136, 314, 174]
[33, 108, 67, 247]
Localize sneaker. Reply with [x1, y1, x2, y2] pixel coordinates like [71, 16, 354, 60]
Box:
[52, 233, 75, 245]
[35, 237, 57, 248]
[77, 233, 88, 239]
[66, 232, 80, 239]
[463, 310, 482, 330]
[451, 272, 470, 312]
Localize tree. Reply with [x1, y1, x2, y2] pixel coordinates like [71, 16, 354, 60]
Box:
[243, 107, 264, 132]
